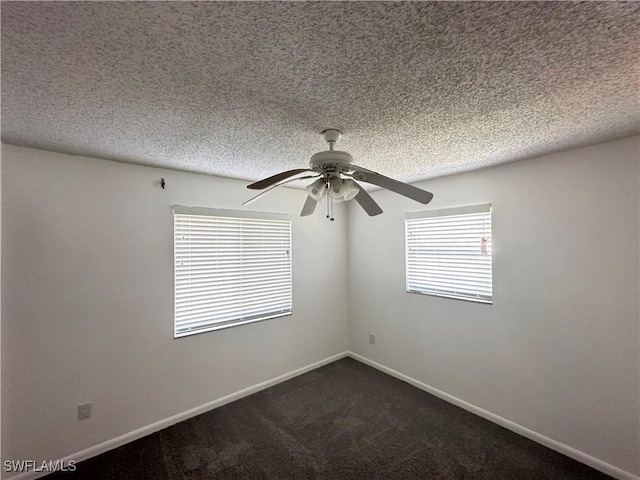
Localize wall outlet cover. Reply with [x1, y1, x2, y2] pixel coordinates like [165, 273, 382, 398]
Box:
[78, 403, 92, 420]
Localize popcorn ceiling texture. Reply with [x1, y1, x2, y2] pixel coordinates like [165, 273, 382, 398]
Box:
[1, 2, 639, 183]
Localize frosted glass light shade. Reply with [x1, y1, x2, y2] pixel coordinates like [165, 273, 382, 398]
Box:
[306, 178, 327, 202]
[328, 178, 359, 202]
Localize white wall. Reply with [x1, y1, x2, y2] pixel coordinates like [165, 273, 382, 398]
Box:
[0, 144, 349, 473]
[2, 137, 639, 478]
[0, 149, 2, 471]
[348, 136, 640, 476]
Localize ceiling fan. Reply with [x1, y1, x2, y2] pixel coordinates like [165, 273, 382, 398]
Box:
[244, 129, 433, 220]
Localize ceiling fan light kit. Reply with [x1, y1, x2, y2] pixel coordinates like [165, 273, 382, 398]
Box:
[306, 178, 327, 202]
[246, 129, 434, 220]
[328, 178, 359, 202]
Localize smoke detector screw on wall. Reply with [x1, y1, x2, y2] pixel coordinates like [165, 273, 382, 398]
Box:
[244, 130, 434, 220]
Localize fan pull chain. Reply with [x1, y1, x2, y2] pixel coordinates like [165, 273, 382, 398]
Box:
[326, 195, 334, 221]
[325, 181, 335, 221]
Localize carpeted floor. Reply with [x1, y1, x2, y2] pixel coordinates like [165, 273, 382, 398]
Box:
[48, 357, 612, 479]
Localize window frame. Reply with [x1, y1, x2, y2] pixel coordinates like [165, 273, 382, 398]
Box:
[405, 203, 492, 304]
[173, 206, 293, 338]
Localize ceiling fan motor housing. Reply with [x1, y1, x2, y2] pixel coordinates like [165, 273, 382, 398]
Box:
[310, 150, 353, 172]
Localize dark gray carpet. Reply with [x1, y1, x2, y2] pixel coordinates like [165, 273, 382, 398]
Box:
[48, 357, 612, 479]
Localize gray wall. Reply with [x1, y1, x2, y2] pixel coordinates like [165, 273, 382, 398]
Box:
[1, 144, 349, 471]
[347, 136, 639, 475]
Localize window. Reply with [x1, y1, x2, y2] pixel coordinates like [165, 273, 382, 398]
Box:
[405, 204, 492, 304]
[173, 207, 292, 337]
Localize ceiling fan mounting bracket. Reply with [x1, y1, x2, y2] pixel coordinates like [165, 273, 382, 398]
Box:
[321, 128, 342, 145]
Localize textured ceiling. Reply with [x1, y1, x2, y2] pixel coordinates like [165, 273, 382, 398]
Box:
[2, 1, 639, 184]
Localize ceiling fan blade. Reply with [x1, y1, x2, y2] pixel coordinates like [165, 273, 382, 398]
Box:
[351, 180, 383, 216]
[345, 165, 433, 204]
[243, 174, 320, 206]
[300, 195, 317, 217]
[247, 168, 315, 190]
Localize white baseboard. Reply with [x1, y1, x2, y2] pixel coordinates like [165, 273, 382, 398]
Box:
[6, 350, 637, 480]
[6, 351, 349, 480]
[347, 351, 638, 480]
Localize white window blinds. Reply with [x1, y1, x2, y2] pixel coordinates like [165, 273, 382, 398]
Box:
[173, 207, 292, 337]
[405, 204, 492, 304]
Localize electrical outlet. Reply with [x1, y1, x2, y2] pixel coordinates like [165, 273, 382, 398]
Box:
[78, 403, 92, 420]
[369, 333, 376, 345]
